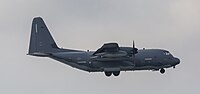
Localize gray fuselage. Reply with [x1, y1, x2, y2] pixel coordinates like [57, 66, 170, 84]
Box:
[49, 49, 180, 72]
[28, 17, 180, 77]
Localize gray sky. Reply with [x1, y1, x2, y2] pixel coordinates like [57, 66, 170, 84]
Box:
[0, 0, 200, 94]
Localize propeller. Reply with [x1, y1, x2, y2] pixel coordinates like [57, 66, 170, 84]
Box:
[132, 40, 138, 57]
[132, 40, 137, 66]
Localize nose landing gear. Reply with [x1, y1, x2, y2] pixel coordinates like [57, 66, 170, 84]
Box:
[160, 68, 165, 74]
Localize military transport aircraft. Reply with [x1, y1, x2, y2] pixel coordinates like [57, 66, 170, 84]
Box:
[28, 17, 180, 77]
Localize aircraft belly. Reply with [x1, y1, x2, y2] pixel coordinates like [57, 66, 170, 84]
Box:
[49, 52, 173, 72]
[133, 64, 172, 70]
[88, 61, 135, 72]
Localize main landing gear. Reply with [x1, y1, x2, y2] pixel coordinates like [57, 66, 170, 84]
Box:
[160, 68, 165, 74]
[105, 71, 120, 77]
[105, 72, 112, 77]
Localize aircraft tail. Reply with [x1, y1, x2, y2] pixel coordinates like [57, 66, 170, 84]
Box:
[28, 17, 59, 56]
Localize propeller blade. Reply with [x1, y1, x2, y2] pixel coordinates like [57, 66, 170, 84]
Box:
[133, 40, 135, 56]
[132, 40, 138, 56]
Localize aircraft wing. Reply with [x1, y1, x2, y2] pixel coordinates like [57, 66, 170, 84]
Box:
[93, 43, 120, 56]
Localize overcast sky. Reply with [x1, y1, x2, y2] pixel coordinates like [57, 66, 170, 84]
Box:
[0, 0, 200, 94]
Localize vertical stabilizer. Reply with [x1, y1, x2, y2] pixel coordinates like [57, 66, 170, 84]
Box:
[28, 17, 59, 55]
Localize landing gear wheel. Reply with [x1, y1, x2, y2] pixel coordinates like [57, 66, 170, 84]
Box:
[160, 68, 165, 74]
[105, 72, 112, 77]
[113, 71, 120, 76]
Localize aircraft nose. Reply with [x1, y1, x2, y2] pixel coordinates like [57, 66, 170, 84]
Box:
[174, 57, 180, 65]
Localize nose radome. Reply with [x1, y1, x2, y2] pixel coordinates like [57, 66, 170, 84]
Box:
[174, 57, 180, 65]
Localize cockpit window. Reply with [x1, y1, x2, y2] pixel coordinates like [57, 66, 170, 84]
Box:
[164, 51, 171, 56]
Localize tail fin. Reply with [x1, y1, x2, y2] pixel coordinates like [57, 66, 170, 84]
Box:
[28, 17, 59, 56]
